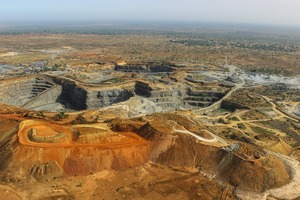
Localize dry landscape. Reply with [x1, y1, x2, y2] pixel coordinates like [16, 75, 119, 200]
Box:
[0, 24, 299, 199]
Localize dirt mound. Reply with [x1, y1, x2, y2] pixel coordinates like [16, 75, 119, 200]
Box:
[110, 113, 223, 168]
[0, 185, 22, 200]
[253, 134, 293, 155]
[136, 121, 222, 169]
[218, 142, 290, 192]
[221, 154, 290, 192]
[0, 119, 150, 180]
[0, 112, 294, 193]
[110, 113, 292, 192]
[266, 139, 293, 155]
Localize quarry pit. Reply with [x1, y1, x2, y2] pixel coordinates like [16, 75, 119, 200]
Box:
[0, 62, 299, 200]
[0, 64, 232, 113]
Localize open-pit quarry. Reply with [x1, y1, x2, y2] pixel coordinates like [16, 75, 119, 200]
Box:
[0, 61, 299, 200]
[0, 64, 232, 113]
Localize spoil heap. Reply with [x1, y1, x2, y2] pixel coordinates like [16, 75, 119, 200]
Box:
[0, 119, 149, 180]
[110, 113, 291, 192]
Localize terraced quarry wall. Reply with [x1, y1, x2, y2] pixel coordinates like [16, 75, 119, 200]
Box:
[145, 87, 226, 110]
[0, 60, 233, 112]
[0, 76, 63, 111]
[23, 85, 62, 110]
[87, 89, 134, 109]
[115, 65, 174, 73]
[0, 72, 229, 112]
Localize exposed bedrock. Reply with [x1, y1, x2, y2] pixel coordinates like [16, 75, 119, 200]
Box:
[187, 88, 224, 98]
[86, 89, 134, 110]
[148, 90, 185, 109]
[145, 87, 226, 110]
[0, 74, 228, 111]
[115, 64, 174, 73]
[53, 77, 226, 111]
[59, 84, 87, 110]
[134, 81, 152, 97]
[0, 76, 59, 108]
[53, 77, 88, 110]
[185, 88, 224, 107]
[23, 85, 62, 110]
[43, 76, 135, 110]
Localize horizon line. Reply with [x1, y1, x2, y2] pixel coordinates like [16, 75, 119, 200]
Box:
[1, 19, 300, 28]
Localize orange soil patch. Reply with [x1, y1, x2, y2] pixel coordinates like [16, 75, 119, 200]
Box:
[18, 120, 149, 149]
[1, 120, 150, 176]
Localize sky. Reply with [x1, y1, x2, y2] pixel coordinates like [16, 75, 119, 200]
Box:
[1, 0, 300, 26]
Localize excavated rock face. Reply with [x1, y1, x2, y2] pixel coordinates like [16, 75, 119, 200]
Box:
[134, 81, 152, 97]
[0, 76, 63, 111]
[0, 74, 229, 112]
[0, 75, 136, 111]
[57, 81, 87, 110]
[86, 89, 134, 110]
[114, 64, 174, 73]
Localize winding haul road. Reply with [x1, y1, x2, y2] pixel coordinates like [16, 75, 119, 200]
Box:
[12, 63, 300, 199]
[196, 65, 245, 114]
[261, 95, 299, 122]
[173, 128, 227, 145]
[18, 120, 149, 148]
[174, 129, 217, 143]
[201, 65, 300, 200]
[186, 64, 300, 199]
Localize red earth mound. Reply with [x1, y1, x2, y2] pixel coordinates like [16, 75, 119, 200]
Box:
[0, 119, 150, 179]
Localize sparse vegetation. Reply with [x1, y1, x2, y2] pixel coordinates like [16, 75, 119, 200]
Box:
[237, 123, 246, 130]
[36, 111, 45, 118]
[251, 126, 273, 135]
[0, 23, 299, 200]
[71, 114, 89, 124]
[54, 110, 69, 121]
[229, 116, 240, 121]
